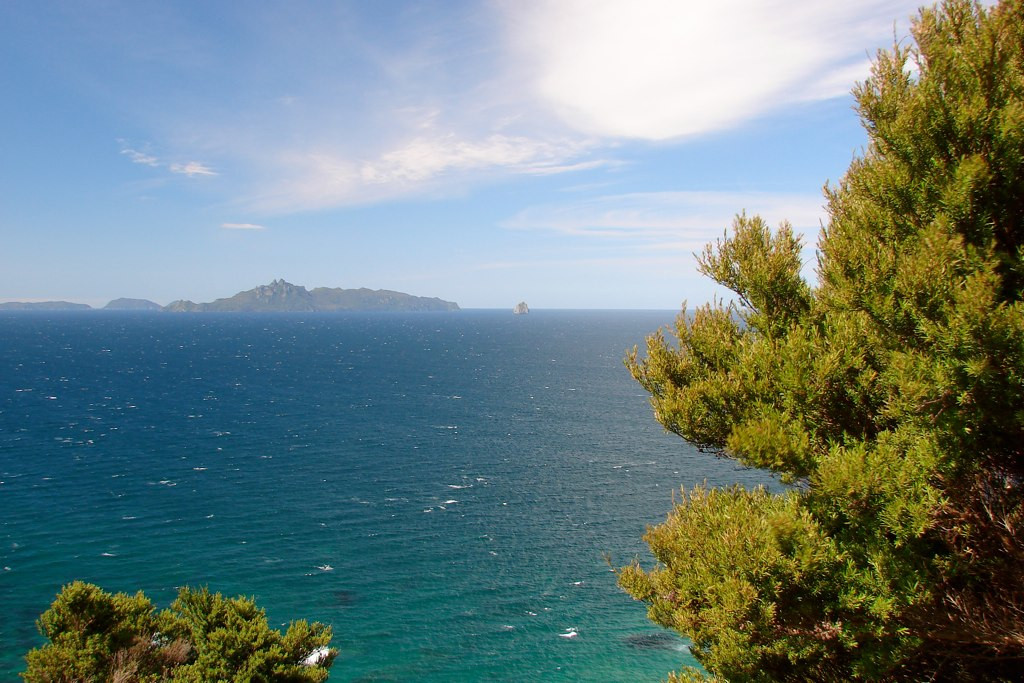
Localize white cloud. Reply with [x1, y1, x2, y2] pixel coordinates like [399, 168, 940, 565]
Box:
[360, 134, 601, 183]
[115, 1, 922, 211]
[505, 0, 921, 140]
[221, 222, 265, 230]
[474, 253, 690, 271]
[237, 1, 919, 210]
[504, 191, 825, 242]
[247, 133, 604, 212]
[120, 147, 159, 166]
[119, 141, 218, 179]
[170, 161, 217, 177]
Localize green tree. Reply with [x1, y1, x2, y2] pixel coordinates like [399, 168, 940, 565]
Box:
[619, 1, 1024, 680]
[22, 581, 166, 682]
[22, 582, 336, 682]
[159, 587, 335, 683]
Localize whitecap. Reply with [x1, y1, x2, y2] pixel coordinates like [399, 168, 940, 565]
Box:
[316, 565, 333, 572]
[101, 552, 117, 557]
[300, 646, 331, 667]
[559, 628, 579, 639]
[443, 500, 458, 505]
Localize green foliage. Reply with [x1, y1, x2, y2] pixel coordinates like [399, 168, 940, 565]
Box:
[22, 582, 336, 682]
[619, 486, 847, 681]
[161, 587, 334, 682]
[23, 581, 163, 682]
[622, 1, 1024, 680]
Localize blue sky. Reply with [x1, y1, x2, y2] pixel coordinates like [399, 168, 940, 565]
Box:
[1, 0, 926, 309]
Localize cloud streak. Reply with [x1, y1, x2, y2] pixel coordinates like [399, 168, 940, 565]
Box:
[504, 191, 826, 242]
[360, 134, 591, 183]
[120, 142, 217, 178]
[170, 161, 217, 177]
[247, 133, 606, 212]
[221, 222, 265, 230]
[120, 147, 159, 167]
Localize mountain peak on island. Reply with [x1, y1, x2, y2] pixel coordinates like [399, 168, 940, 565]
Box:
[165, 281, 459, 313]
[258, 279, 303, 296]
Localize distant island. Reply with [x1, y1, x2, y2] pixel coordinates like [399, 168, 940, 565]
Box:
[104, 298, 164, 311]
[0, 301, 92, 311]
[0, 280, 460, 313]
[513, 301, 529, 315]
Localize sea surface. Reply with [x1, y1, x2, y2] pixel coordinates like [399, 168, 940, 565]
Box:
[0, 310, 775, 681]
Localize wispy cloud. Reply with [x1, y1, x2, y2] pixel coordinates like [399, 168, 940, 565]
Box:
[119, 141, 217, 178]
[474, 253, 691, 271]
[247, 133, 605, 212]
[221, 222, 265, 230]
[120, 147, 159, 167]
[504, 191, 825, 242]
[360, 134, 585, 183]
[170, 161, 217, 177]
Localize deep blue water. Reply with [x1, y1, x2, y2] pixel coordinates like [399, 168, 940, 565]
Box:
[0, 310, 774, 680]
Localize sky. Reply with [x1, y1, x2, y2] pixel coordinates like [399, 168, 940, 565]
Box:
[0, 0, 928, 309]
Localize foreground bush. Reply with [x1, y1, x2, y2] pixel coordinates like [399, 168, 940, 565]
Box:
[22, 581, 336, 682]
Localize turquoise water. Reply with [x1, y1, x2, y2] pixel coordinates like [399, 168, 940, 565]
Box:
[0, 310, 774, 680]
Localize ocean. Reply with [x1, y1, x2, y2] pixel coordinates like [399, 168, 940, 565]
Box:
[0, 310, 775, 681]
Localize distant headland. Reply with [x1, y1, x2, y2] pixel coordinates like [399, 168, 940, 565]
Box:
[0, 280, 460, 313]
